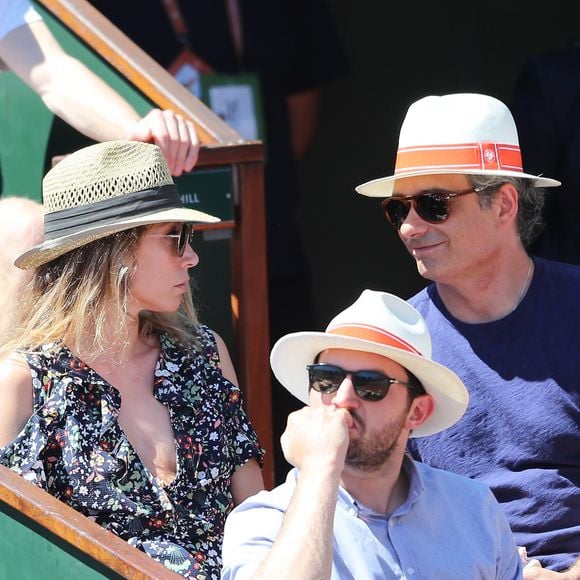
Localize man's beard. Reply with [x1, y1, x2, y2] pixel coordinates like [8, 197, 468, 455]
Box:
[345, 409, 408, 472]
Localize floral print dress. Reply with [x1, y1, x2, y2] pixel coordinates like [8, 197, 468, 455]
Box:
[0, 325, 264, 579]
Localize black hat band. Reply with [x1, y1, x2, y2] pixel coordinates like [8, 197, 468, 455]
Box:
[43, 185, 181, 240]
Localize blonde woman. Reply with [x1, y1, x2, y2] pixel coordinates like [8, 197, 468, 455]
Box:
[0, 140, 264, 579]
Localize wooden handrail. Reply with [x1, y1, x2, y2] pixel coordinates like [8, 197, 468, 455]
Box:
[0, 464, 178, 578]
[194, 142, 265, 167]
[37, 0, 246, 148]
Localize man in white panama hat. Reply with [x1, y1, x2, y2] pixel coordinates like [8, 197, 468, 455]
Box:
[356, 93, 580, 578]
[221, 289, 522, 579]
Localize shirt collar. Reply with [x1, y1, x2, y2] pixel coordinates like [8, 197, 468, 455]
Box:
[336, 454, 425, 519]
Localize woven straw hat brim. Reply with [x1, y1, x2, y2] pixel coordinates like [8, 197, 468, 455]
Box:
[270, 331, 469, 437]
[15, 207, 220, 270]
[356, 168, 561, 198]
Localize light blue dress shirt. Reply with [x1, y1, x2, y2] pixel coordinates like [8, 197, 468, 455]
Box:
[222, 456, 523, 579]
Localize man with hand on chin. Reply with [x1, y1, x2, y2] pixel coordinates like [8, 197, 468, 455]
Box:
[221, 290, 522, 580]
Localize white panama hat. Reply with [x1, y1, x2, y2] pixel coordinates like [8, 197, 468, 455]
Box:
[270, 289, 469, 437]
[15, 140, 220, 269]
[356, 93, 560, 198]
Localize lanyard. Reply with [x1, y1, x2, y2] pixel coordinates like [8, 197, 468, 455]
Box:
[160, 0, 245, 69]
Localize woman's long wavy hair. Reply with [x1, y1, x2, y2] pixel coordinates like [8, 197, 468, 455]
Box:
[1, 226, 199, 361]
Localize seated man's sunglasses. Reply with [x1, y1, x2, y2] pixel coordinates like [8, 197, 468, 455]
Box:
[382, 187, 484, 230]
[307, 363, 424, 402]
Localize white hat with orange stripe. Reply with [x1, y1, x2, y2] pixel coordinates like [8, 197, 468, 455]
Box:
[355, 93, 560, 198]
[270, 289, 469, 437]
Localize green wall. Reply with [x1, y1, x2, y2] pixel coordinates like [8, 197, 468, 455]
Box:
[0, 502, 122, 579]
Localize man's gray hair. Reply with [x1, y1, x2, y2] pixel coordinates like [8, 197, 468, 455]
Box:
[467, 175, 545, 248]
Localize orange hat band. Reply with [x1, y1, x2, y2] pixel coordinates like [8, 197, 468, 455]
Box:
[327, 324, 423, 356]
[394, 142, 523, 175]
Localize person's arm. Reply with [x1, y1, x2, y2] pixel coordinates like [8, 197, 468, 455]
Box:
[230, 458, 263, 504]
[211, 330, 239, 386]
[249, 405, 351, 580]
[287, 88, 320, 159]
[524, 558, 580, 580]
[0, 19, 199, 175]
[211, 330, 265, 502]
[0, 355, 34, 448]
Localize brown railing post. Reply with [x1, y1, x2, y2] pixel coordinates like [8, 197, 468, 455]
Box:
[230, 160, 274, 488]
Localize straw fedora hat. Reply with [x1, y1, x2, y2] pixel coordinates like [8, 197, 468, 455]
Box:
[356, 93, 561, 198]
[270, 289, 469, 437]
[15, 140, 220, 269]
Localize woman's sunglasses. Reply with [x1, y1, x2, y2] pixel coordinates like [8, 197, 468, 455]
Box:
[382, 187, 483, 230]
[307, 363, 423, 402]
[146, 223, 195, 257]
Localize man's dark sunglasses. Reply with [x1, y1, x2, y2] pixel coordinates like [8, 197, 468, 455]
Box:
[307, 363, 423, 402]
[382, 187, 483, 230]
